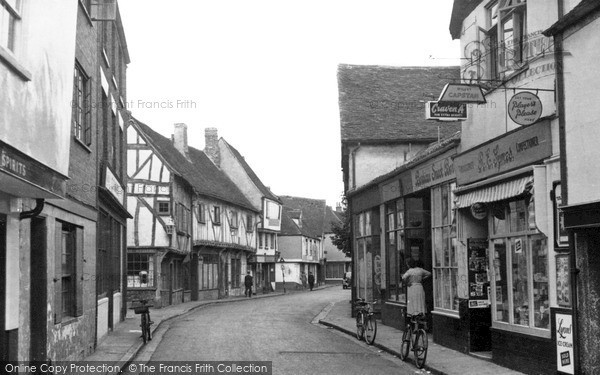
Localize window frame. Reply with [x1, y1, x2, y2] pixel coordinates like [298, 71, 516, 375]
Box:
[157, 200, 171, 216]
[212, 205, 221, 225]
[1, 0, 21, 52]
[488, 196, 550, 337]
[196, 203, 206, 224]
[246, 214, 253, 232]
[497, 0, 527, 73]
[127, 252, 155, 288]
[431, 182, 459, 314]
[72, 61, 92, 147]
[54, 221, 83, 324]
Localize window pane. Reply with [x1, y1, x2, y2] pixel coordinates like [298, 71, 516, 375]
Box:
[450, 268, 458, 310]
[441, 184, 449, 225]
[433, 228, 442, 267]
[442, 269, 451, 309]
[432, 187, 441, 227]
[532, 235, 549, 329]
[434, 269, 443, 308]
[511, 237, 529, 326]
[493, 239, 509, 322]
[493, 202, 508, 235]
[509, 200, 527, 232]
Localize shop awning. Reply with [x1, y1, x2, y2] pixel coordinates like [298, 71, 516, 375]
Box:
[455, 175, 533, 208]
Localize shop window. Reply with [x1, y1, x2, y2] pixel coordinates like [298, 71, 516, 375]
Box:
[386, 199, 406, 303]
[490, 197, 549, 333]
[127, 253, 154, 288]
[432, 183, 458, 312]
[200, 254, 219, 290]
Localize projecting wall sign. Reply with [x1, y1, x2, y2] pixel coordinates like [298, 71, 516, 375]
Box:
[508, 91, 542, 126]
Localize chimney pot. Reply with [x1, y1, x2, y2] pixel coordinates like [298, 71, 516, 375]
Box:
[173, 123, 189, 157]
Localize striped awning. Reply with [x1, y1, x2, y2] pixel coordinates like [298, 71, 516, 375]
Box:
[455, 175, 534, 208]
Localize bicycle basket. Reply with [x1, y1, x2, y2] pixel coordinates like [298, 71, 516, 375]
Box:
[133, 306, 149, 314]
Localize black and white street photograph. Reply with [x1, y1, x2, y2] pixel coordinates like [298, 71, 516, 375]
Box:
[2, 0, 600, 374]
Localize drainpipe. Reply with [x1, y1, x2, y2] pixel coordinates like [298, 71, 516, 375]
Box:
[554, 1, 580, 373]
[19, 199, 45, 220]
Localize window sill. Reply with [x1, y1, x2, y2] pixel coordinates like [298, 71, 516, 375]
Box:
[491, 321, 551, 339]
[0, 46, 32, 81]
[432, 309, 459, 319]
[58, 316, 79, 327]
[128, 286, 156, 291]
[74, 136, 92, 153]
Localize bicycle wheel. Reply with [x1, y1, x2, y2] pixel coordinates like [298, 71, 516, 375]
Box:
[146, 313, 153, 341]
[364, 315, 377, 344]
[414, 329, 428, 369]
[141, 313, 148, 344]
[399, 325, 412, 361]
[355, 311, 365, 340]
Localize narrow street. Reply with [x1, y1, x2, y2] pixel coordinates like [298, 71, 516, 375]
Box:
[124, 288, 419, 375]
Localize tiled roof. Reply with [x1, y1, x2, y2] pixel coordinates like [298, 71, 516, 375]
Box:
[338, 64, 461, 143]
[132, 118, 257, 212]
[279, 196, 342, 238]
[221, 139, 281, 203]
[449, 0, 482, 40]
[347, 131, 461, 197]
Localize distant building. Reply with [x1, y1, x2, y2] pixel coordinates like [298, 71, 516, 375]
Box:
[277, 196, 341, 289]
[214, 132, 283, 293]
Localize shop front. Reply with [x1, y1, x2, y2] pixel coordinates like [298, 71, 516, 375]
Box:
[451, 120, 560, 374]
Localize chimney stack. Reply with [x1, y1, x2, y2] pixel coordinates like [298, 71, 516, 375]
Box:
[204, 127, 220, 166]
[173, 123, 189, 157]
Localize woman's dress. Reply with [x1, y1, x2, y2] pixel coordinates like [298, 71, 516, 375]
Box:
[402, 267, 431, 316]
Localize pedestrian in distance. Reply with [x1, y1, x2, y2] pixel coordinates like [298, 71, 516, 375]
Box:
[308, 272, 315, 291]
[244, 271, 253, 298]
[402, 259, 431, 316]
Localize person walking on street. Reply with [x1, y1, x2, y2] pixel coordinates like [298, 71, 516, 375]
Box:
[308, 272, 315, 291]
[244, 271, 253, 298]
[402, 259, 431, 316]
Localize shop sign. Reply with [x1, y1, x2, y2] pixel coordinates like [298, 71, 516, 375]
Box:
[425, 101, 468, 121]
[470, 203, 487, 220]
[0, 140, 66, 197]
[437, 83, 486, 104]
[105, 166, 124, 204]
[381, 179, 402, 202]
[454, 120, 552, 185]
[467, 238, 490, 308]
[508, 91, 542, 126]
[552, 308, 575, 375]
[411, 153, 455, 191]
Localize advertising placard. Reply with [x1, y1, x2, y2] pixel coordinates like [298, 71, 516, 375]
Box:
[468, 238, 490, 308]
[552, 308, 575, 375]
[425, 101, 468, 121]
[508, 91, 542, 126]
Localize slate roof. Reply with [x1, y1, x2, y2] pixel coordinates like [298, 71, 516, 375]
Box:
[279, 196, 342, 238]
[338, 64, 461, 143]
[544, 0, 600, 35]
[449, 0, 482, 40]
[221, 139, 282, 203]
[132, 118, 257, 212]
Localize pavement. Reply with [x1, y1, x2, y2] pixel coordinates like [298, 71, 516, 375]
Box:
[83, 285, 525, 375]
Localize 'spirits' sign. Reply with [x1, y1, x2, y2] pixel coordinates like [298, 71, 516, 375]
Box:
[454, 121, 552, 185]
[426, 101, 468, 121]
[412, 152, 456, 191]
[508, 92, 542, 126]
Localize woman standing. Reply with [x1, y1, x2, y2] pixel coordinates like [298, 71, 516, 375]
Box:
[402, 259, 432, 316]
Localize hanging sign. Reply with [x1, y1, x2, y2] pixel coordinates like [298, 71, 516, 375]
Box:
[508, 91, 542, 126]
[425, 101, 468, 121]
[470, 203, 487, 220]
[438, 83, 486, 104]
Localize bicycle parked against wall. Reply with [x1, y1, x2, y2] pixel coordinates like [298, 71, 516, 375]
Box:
[354, 298, 377, 345]
[131, 299, 154, 344]
[399, 313, 428, 369]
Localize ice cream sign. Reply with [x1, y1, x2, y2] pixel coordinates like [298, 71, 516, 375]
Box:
[508, 92, 542, 126]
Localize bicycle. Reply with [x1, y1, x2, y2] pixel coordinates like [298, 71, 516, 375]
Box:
[399, 313, 428, 369]
[354, 298, 377, 345]
[131, 299, 154, 344]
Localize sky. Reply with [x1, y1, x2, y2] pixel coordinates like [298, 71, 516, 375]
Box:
[118, 0, 461, 208]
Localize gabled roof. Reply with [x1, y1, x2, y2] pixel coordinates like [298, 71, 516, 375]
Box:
[449, 0, 482, 40]
[544, 0, 600, 36]
[279, 196, 342, 238]
[131, 118, 257, 212]
[338, 64, 461, 143]
[221, 139, 281, 203]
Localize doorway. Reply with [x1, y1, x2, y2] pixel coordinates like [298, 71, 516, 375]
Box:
[30, 217, 47, 362]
